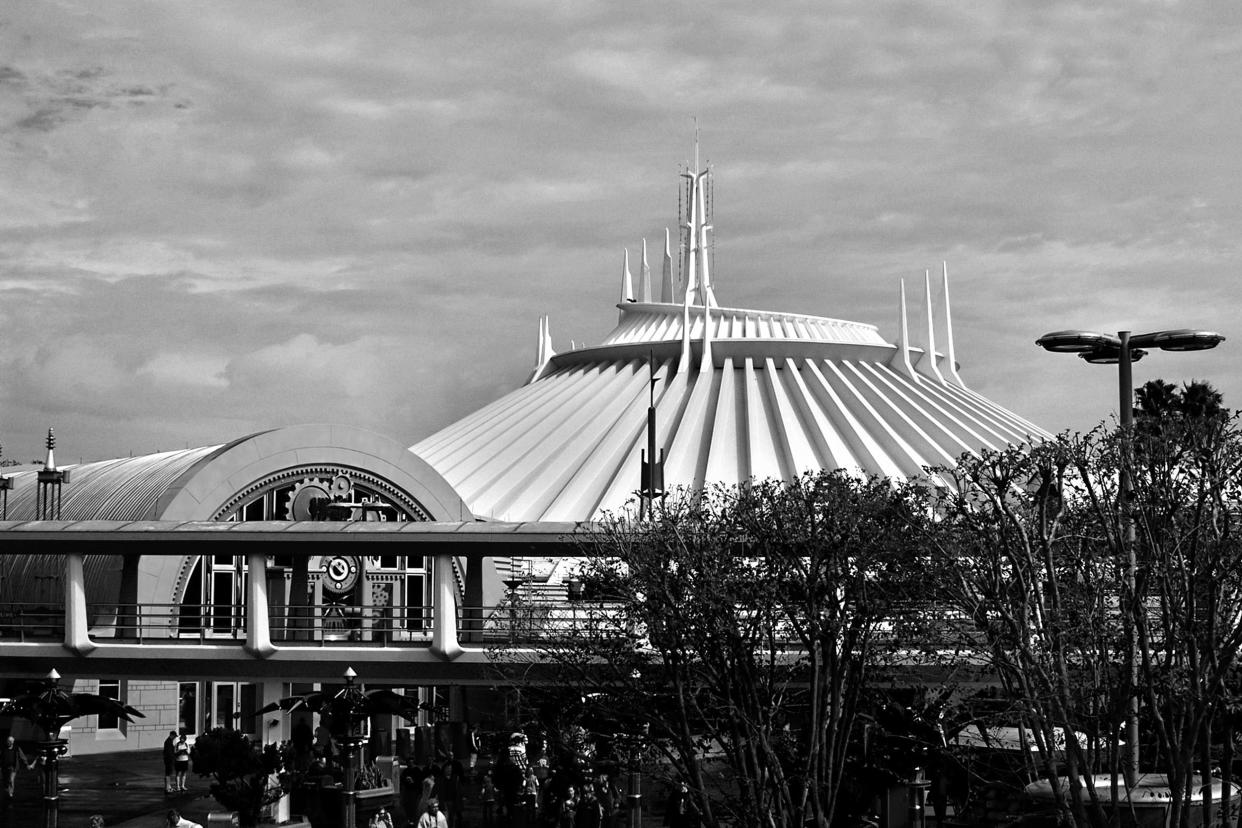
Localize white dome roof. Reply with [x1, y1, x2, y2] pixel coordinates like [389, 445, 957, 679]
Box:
[414, 296, 1047, 522]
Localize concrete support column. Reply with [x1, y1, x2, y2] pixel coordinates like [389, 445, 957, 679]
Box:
[63, 552, 94, 655]
[430, 553, 462, 660]
[116, 555, 140, 639]
[289, 557, 311, 641]
[463, 555, 484, 643]
[245, 550, 276, 658]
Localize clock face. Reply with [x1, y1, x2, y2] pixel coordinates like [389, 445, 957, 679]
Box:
[322, 555, 361, 594]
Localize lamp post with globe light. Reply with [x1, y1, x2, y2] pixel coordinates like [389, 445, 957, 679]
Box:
[1035, 327, 1225, 786]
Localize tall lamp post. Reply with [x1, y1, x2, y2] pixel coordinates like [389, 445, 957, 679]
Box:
[1035, 327, 1225, 786]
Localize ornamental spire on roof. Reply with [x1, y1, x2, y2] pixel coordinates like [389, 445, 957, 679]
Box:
[43, 427, 56, 471]
[661, 228, 674, 303]
[679, 127, 717, 372]
[941, 262, 965, 387]
[640, 239, 652, 302]
[917, 270, 946, 382]
[680, 127, 716, 309]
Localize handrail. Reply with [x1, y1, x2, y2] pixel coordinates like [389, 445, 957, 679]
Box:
[0, 598, 998, 651]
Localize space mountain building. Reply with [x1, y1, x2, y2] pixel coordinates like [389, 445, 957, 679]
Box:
[414, 153, 1049, 524]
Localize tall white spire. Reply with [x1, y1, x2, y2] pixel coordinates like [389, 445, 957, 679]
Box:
[661, 228, 674, 303]
[916, 270, 945, 382]
[890, 280, 917, 380]
[526, 316, 556, 384]
[640, 238, 652, 303]
[619, 248, 634, 323]
[941, 262, 965, 387]
[680, 128, 717, 371]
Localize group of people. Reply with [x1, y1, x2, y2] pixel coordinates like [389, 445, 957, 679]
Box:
[161, 730, 192, 794]
[490, 732, 627, 828]
[403, 751, 467, 827]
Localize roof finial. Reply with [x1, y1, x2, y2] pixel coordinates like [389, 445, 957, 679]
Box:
[44, 427, 56, 471]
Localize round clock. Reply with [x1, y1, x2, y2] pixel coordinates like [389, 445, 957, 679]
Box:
[321, 555, 361, 594]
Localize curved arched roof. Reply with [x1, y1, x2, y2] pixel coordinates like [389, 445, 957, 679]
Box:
[2, 425, 471, 523]
[1, 444, 228, 522]
[0, 425, 473, 607]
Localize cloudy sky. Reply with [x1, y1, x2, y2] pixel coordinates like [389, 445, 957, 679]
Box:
[2, 1, 1240, 464]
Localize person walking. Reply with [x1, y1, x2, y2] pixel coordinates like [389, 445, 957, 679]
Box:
[172, 733, 191, 792]
[162, 730, 177, 794]
[1, 736, 33, 800]
[479, 774, 497, 828]
[439, 759, 464, 828]
[663, 781, 699, 828]
[417, 798, 449, 828]
[416, 764, 438, 817]
[558, 786, 579, 828]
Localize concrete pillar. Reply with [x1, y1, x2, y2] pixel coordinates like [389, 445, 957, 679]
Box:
[245, 550, 276, 658]
[116, 555, 140, 639]
[289, 557, 311, 641]
[463, 555, 484, 643]
[430, 553, 462, 660]
[62, 552, 94, 655]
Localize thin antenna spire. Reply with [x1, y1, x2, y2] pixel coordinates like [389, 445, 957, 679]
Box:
[693, 115, 700, 180]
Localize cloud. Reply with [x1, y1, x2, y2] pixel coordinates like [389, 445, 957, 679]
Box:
[1, 0, 1242, 464]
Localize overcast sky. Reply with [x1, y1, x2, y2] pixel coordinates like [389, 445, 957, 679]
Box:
[2, 2, 1240, 464]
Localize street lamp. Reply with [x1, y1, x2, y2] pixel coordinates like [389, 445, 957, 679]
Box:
[1035, 327, 1225, 786]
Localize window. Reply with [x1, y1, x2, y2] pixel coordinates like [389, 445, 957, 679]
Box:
[97, 679, 121, 731]
[179, 682, 198, 735]
[405, 574, 426, 631]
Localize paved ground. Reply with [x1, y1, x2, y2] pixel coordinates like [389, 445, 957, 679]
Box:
[0, 748, 225, 828]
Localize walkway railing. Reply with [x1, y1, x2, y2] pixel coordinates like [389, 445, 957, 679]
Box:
[0, 597, 984, 652]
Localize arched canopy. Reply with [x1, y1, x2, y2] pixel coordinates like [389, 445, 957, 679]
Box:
[0, 425, 472, 607]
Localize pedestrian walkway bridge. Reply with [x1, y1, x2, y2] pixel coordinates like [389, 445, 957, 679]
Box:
[0, 520, 975, 686]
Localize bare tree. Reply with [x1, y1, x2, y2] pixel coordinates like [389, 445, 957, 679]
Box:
[919, 437, 1129, 828]
[494, 471, 926, 828]
[920, 408, 1242, 828]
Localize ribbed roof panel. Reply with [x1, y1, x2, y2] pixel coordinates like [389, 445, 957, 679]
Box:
[1, 446, 224, 522]
[413, 301, 1050, 521]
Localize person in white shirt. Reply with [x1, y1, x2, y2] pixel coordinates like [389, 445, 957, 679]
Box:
[417, 798, 449, 828]
[165, 808, 203, 828]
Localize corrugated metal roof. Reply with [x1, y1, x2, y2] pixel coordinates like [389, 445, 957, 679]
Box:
[0, 445, 225, 521]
